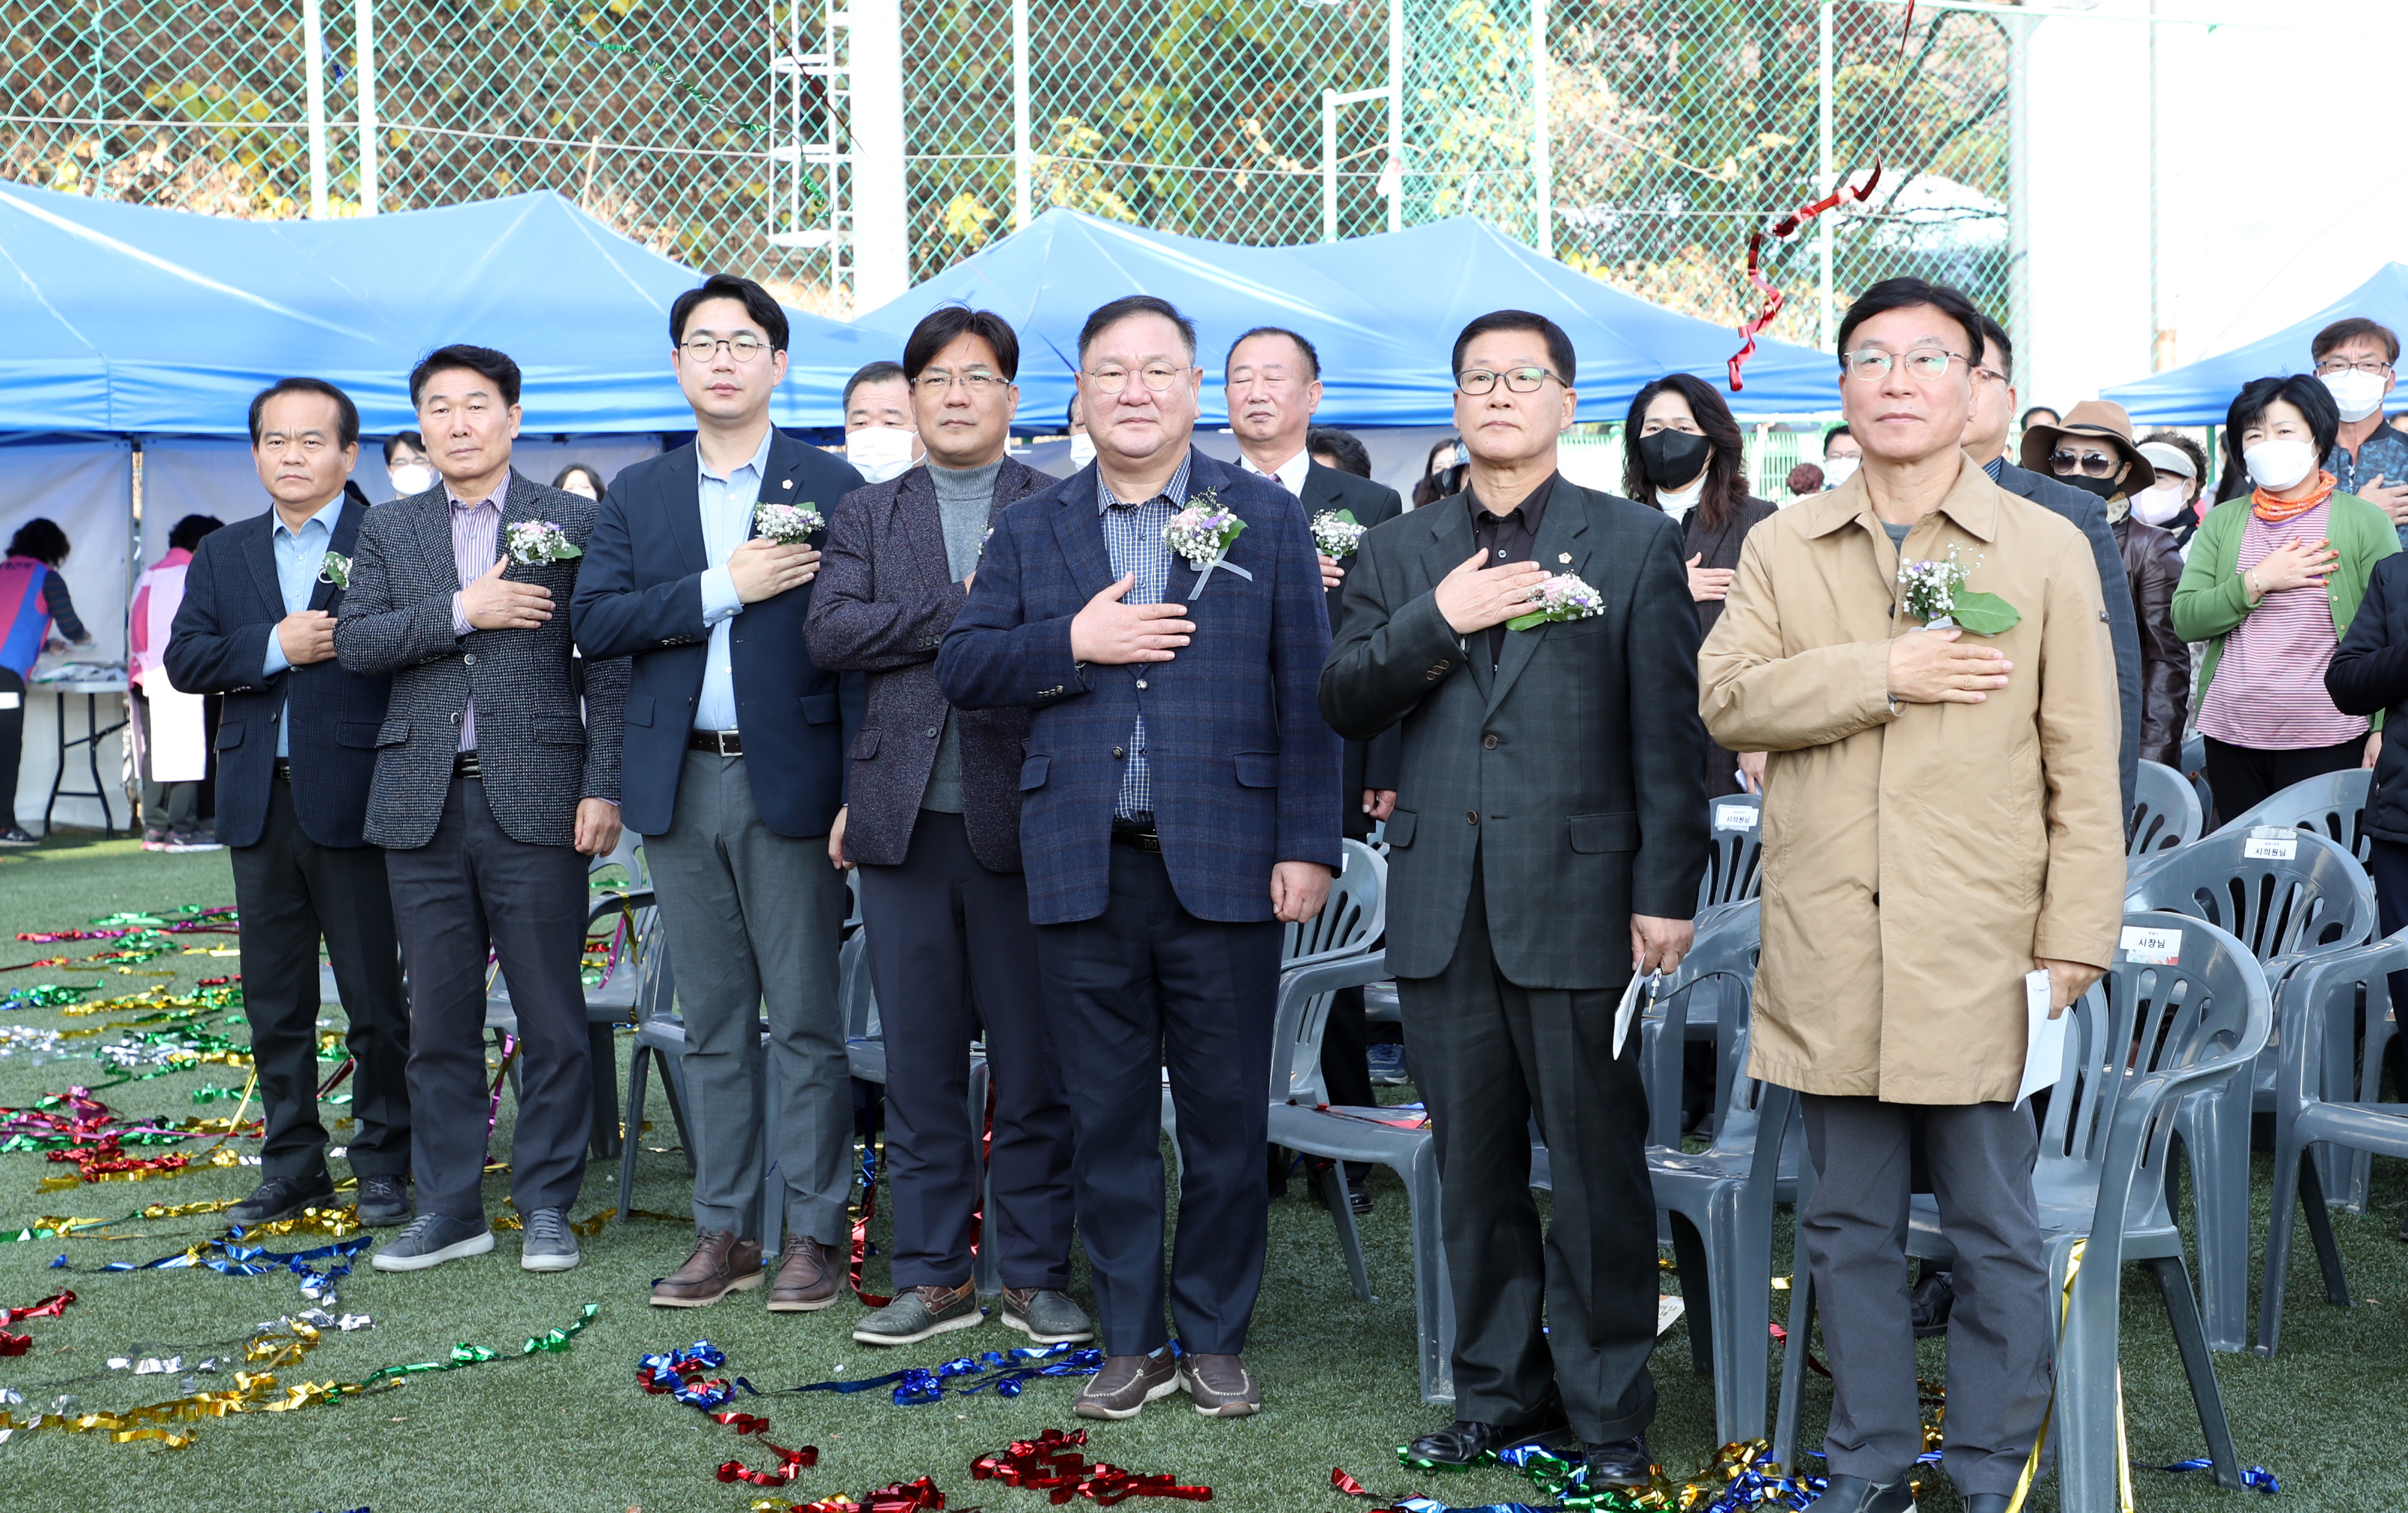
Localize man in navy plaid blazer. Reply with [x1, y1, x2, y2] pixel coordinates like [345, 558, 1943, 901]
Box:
[937, 295, 1341, 1420]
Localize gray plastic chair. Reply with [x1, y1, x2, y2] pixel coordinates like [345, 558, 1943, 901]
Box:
[1772, 911, 2267, 1511]
[2257, 934, 2408, 1355]
[2181, 732, 2214, 827]
[2129, 757, 2203, 861]
[2211, 765, 2371, 864]
[484, 861, 661, 1160]
[1696, 793, 1764, 919]
[2125, 826, 2376, 1350]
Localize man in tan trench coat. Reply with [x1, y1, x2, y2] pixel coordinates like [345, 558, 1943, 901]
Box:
[1700, 278, 2124, 1513]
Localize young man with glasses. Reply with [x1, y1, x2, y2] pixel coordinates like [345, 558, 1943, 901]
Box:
[937, 293, 1340, 1420]
[2311, 318, 2408, 534]
[806, 306, 1089, 1351]
[1323, 309, 1708, 1490]
[1699, 277, 2123, 1513]
[570, 272, 866, 1311]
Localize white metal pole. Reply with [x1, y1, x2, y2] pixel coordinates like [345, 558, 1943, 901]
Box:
[1529, 0, 1550, 256]
[850, 0, 909, 310]
[354, 0, 377, 215]
[1817, 0, 1834, 351]
[2006, 13, 2030, 386]
[1322, 90, 1339, 243]
[2147, 0, 2163, 369]
[1386, 0, 1404, 232]
[1011, 0, 1031, 230]
[303, 0, 327, 218]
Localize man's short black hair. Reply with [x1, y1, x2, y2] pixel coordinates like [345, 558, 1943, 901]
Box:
[1229, 326, 1321, 380]
[409, 344, 521, 408]
[2312, 316, 2400, 366]
[381, 431, 424, 465]
[1076, 295, 1197, 366]
[2229, 374, 2341, 461]
[5, 518, 69, 566]
[1833, 277, 1985, 369]
[1977, 315, 2013, 379]
[902, 306, 1021, 383]
[1450, 310, 1576, 389]
[167, 514, 224, 553]
[2020, 406, 2060, 431]
[248, 377, 362, 449]
[844, 361, 907, 415]
[672, 271, 791, 354]
[1823, 423, 1852, 449]
[1306, 425, 1371, 478]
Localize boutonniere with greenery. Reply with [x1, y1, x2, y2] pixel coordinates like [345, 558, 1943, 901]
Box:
[1898, 544, 2019, 635]
[317, 552, 351, 589]
[1164, 490, 1254, 601]
[1311, 508, 1367, 558]
[504, 520, 582, 566]
[1506, 571, 1605, 632]
[754, 501, 824, 544]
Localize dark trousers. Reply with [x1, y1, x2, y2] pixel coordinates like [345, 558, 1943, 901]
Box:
[131, 685, 203, 834]
[2368, 838, 2408, 1047]
[1318, 987, 1375, 1107]
[2201, 733, 2365, 827]
[1396, 853, 1658, 1443]
[1035, 845, 1282, 1356]
[383, 777, 591, 1221]
[229, 778, 410, 1183]
[1799, 1095, 2052, 1497]
[860, 809, 1075, 1289]
[0, 668, 22, 825]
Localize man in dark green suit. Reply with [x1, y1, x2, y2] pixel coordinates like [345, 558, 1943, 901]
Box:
[1321, 310, 1708, 1487]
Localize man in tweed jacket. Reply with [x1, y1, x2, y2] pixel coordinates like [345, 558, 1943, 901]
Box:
[334, 343, 629, 1275]
[937, 295, 1341, 1421]
[1321, 311, 1706, 1488]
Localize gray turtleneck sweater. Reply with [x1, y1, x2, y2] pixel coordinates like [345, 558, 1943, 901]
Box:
[919, 457, 1003, 813]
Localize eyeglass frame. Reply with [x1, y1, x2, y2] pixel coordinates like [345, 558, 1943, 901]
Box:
[2314, 357, 2395, 377]
[911, 369, 1013, 395]
[678, 334, 774, 363]
[1454, 366, 1569, 396]
[1082, 363, 1191, 395]
[1838, 347, 1973, 382]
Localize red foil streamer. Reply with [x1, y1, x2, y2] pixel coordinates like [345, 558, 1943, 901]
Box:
[720, 1443, 819, 1487]
[0, 1289, 75, 1326]
[972, 1428, 1211, 1504]
[1332, 1467, 1374, 1497]
[851, 1143, 892, 1309]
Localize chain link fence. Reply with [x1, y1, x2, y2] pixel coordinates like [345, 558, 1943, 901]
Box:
[4, 0, 2004, 350]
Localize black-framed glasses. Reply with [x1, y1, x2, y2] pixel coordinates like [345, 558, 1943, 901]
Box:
[1085, 365, 1185, 394]
[1456, 366, 1563, 395]
[680, 334, 771, 363]
[913, 370, 1008, 395]
[2049, 449, 2121, 478]
[1840, 348, 1967, 382]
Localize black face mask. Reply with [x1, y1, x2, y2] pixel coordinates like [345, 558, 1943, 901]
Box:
[1638, 429, 1714, 493]
[2061, 472, 2123, 500]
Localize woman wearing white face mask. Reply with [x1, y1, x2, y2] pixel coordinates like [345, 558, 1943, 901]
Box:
[2135, 433, 2209, 551]
[2173, 375, 2403, 822]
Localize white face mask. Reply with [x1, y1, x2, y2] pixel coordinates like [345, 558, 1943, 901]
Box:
[2323, 369, 2387, 423]
[1822, 455, 1859, 488]
[388, 462, 434, 496]
[2131, 480, 2190, 526]
[847, 425, 917, 484]
[2243, 438, 2318, 493]
[1068, 433, 1098, 469]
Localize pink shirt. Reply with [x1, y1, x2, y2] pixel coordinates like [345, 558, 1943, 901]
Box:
[128, 546, 193, 688]
[445, 482, 505, 753]
[2196, 499, 2367, 750]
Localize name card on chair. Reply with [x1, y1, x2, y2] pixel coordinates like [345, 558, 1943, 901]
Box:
[2120, 925, 2182, 966]
[2244, 826, 2298, 861]
[1713, 804, 1759, 831]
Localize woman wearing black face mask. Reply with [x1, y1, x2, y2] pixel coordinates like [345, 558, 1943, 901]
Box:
[1622, 372, 1776, 796]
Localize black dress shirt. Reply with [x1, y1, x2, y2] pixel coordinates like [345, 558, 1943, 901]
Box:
[1467, 472, 1557, 663]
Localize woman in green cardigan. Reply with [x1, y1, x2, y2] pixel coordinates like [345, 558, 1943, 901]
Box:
[2173, 374, 2401, 822]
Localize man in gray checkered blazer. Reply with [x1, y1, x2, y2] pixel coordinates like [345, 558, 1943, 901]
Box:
[334, 343, 629, 1276]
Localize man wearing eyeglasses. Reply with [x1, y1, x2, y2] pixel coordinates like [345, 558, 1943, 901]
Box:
[2311, 318, 2408, 536]
[938, 293, 1341, 1421]
[570, 272, 867, 1313]
[1322, 309, 1708, 1490]
[806, 306, 1089, 1352]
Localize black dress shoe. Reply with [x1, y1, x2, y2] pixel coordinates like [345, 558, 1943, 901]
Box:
[1405, 1408, 1571, 1466]
[226, 1175, 337, 1228]
[1909, 1266, 1955, 1337]
[1582, 1436, 1656, 1488]
[1811, 1474, 1917, 1513]
[354, 1174, 412, 1227]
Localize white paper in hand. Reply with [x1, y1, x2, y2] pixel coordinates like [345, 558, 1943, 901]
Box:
[1612, 970, 1659, 1060]
[2016, 967, 2066, 1110]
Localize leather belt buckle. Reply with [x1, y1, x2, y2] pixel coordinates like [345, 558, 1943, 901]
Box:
[1110, 823, 1163, 854]
[454, 751, 481, 780]
[690, 730, 743, 756]
[272, 759, 292, 782]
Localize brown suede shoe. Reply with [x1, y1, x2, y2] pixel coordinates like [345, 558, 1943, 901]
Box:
[1178, 1352, 1260, 1417]
[1073, 1350, 1179, 1420]
[768, 1233, 841, 1312]
[650, 1230, 763, 1308]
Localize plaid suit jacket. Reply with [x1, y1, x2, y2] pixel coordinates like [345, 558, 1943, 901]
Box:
[1320, 481, 1708, 989]
[936, 448, 1343, 925]
[333, 471, 629, 850]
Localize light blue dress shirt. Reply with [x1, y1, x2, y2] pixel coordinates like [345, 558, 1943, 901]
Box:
[258, 496, 344, 757]
[693, 425, 776, 733]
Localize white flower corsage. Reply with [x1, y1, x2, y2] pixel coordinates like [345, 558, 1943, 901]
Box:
[504, 520, 582, 566]
[1505, 572, 1605, 632]
[754, 502, 824, 545]
[1163, 490, 1254, 601]
[317, 552, 351, 589]
[1898, 544, 2018, 635]
[1311, 509, 1367, 558]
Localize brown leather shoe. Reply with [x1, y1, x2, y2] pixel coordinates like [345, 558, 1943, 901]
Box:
[1177, 1352, 1261, 1417]
[650, 1230, 762, 1308]
[1073, 1350, 1179, 1420]
[768, 1233, 841, 1312]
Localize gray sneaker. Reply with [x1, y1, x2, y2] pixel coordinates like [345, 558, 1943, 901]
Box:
[1073, 1349, 1179, 1420]
[519, 1207, 580, 1272]
[1001, 1286, 1094, 1344]
[851, 1281, 981, 1346]
[371, 1212, 493, 1272]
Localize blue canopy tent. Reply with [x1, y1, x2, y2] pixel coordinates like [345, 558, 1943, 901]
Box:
[0, 184, 871, 435]
[850, 209, 1839, 429]
[2102, 262, 2408, 425]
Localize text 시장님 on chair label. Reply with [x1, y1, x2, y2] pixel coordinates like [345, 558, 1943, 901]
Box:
[2120, 925, 2182, 966]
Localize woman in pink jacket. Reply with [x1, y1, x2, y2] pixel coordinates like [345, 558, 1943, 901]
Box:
[129, 514, 224, 850]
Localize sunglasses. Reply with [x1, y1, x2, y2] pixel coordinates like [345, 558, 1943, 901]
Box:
[2049, 449, 2122, 478]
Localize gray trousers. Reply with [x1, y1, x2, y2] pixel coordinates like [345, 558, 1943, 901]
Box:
[644, 750, 850, 1243]
[384, 777, 590, 1221]
[1799, 1094, 2054, 1497]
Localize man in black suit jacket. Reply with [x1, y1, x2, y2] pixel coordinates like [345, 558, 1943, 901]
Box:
[1226, 327, 1403, 1186]
[164, 379, 410, 1231]
[336, 344, 630, 1277]
[572, 275, 866, 1313]
[807, 305, 1089, 1352]
[1322, 311, 1708, 1488]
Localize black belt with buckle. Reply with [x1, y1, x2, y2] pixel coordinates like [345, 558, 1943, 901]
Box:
[454, 751, 481, 780]
[272, 758, 292, 782]
[1110, 816, 1162, 853]
[690, 730, 743, 756]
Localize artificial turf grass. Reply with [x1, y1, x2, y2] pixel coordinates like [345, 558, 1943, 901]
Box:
[0, 839, 2401, 1509]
